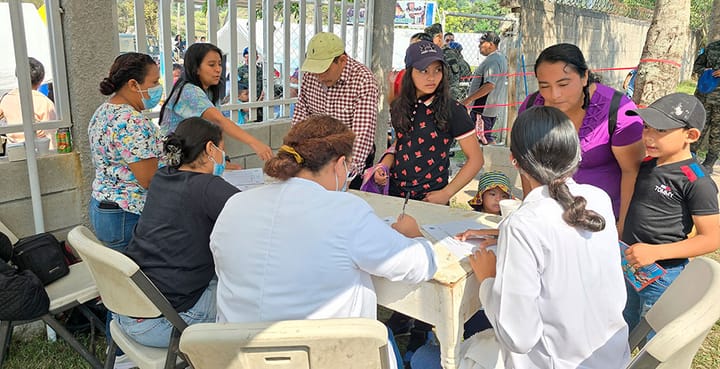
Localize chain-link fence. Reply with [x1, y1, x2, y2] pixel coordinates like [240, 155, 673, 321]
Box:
[547, 0, 654, 21]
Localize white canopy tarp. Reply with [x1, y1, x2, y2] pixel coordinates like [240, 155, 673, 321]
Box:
[0, 3, 54, 92]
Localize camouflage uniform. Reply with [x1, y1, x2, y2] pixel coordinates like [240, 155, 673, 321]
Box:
[691, 40, 720, 171]
[238, 63, 263, 98]
[424, 23, 469, 101]
[238, 63, 264, 121]
[443, 46, 471, 101]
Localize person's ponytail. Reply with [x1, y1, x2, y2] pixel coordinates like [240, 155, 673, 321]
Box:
[548, 178, 605, 232]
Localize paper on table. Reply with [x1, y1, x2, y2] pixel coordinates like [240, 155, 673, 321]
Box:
[222, 168, 265, 191]
[423, 220, 495, 260]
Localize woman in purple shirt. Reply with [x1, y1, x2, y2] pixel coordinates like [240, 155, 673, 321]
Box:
[519, 43, 644, 235]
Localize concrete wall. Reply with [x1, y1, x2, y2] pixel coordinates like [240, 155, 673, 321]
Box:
[0, 153, 82, 240]
[519, 0, 648, 90]
[518, 0, 697, 93]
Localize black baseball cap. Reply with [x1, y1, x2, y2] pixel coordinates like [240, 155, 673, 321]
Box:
[479, 32, 501, 45]
[405, 41, 446, 70]
[626, 93, 706, 131]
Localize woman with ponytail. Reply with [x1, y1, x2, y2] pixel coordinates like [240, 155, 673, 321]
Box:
[464, 106, 629, 369]
[519, 43, 644, 236]
[89, 52, 162, 252]
[117, 117, 239, 348]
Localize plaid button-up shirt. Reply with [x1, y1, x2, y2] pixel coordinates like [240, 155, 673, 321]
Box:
[292, 57, 379, 171]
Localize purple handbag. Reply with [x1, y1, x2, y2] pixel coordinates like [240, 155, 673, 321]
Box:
[360, 164, 389, 195]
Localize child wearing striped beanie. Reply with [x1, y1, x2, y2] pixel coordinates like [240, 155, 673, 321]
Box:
[468, 171, 513, 214]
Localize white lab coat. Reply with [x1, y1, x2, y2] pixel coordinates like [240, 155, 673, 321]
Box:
[478, 180, 630, 369]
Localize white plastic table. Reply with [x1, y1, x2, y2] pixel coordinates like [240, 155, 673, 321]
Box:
[351, 190, 500, 369]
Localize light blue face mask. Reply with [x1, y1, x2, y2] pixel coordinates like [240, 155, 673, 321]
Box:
[209, 144, 226, 176]
[138, 85, 163, 110]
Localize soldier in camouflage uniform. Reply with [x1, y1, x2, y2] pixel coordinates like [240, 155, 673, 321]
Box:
[691, 40, 720, 172]
[238, 47, 264, 121]
[424, 23, 470, 101]
[238, 47, 264, 100]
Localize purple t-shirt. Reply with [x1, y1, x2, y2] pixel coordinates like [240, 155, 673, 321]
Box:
[519, 83, 643, 218]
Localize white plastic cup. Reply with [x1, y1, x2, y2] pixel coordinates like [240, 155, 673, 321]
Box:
[499, 199, 522, 218]
[35, 137, 51, 156]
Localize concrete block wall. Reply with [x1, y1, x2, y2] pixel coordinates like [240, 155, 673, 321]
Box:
[0, 153, 83, 240]
[224, 120, 291, 168]
[518, 0, 697, 93]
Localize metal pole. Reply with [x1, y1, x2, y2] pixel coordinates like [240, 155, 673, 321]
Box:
[134, 0, 147, 53]
[159, 0, 173, 93]
[363, 0, 374, 67]
[9, 0, 45, 234]
[185, 0, 195, 44]
[248, 0, 258, 121]
[263, 0, 275, 120]
[229, 0, 238, 122]
[207, 0, 218, 45]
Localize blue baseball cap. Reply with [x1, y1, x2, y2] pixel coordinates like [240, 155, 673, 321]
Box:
[448, 41, 463, 51]
[697, 69, 719, 94]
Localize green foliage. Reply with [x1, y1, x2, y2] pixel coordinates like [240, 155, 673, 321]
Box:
[437, 0, 506, 33]
[619, 0, 713, 31]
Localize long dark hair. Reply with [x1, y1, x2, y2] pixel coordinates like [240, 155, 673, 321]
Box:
[159, 43, 224, 124]
[99, 53, 156, 96]
[164, 117, 222, 168]
[534, 43, 600, 110]
[391, 64, 451, 135]
[510, 106, 605, 232]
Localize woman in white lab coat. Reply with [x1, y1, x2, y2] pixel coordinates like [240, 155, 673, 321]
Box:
[465, 106, 630, 369]
[210, 114, 438, 369]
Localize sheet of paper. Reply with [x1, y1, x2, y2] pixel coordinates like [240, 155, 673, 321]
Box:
[223, 168, 264, 191]
[422, 220, 491, 240]
[423, 220, 495, 260]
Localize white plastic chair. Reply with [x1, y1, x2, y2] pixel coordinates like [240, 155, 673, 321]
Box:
[0, 222, 104, 369]
[67, 226, 188, 369]
[627, 257, 720, 369]
[179, 318, 391, 369]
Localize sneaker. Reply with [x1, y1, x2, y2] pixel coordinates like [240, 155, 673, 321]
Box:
[113, 354, 138, 369]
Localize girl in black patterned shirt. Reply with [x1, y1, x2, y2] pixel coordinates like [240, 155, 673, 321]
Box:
[375, 41, 483, 204]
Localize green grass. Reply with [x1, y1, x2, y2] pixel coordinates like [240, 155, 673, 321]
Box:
[3, 332, 107, 369]
[677, 80, 698, 95]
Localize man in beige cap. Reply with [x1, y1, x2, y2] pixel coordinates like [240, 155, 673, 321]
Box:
[292, 32, 379, 189]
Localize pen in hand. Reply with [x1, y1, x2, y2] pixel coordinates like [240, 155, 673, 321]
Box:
[401, 192, 410, 218]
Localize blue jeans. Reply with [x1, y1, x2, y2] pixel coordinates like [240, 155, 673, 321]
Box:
[88, 198, 139, 252]
[116, 279, 218, 348]
[89, 197, 141, 354]
[623, 261, 688, 331]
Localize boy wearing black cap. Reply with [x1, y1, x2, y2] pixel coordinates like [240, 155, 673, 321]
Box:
[622, 93, 720, 330]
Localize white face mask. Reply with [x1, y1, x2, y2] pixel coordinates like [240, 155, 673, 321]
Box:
[335, 161, 358, 192]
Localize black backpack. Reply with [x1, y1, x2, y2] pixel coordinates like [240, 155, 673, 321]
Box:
[525, 89, 624, 143]
[0, 232, 50, 321]
[12, 233, 69, 286]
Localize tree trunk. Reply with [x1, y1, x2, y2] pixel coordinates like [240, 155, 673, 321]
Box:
[634, 0, 691, 107]
[710, 0, 720, 42]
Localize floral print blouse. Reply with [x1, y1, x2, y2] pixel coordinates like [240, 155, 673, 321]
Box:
[88, 102, 161, 214]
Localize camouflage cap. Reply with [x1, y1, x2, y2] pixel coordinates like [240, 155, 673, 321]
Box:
[424, 23, 443, 37]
